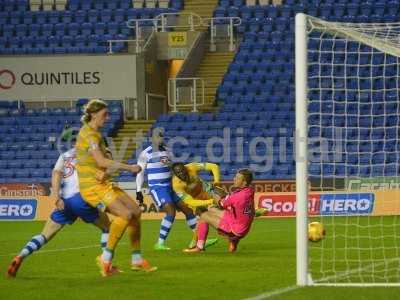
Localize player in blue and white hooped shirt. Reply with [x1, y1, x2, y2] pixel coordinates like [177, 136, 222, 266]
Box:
[136, 128, 198, 250]
[7, 132, 112, 277]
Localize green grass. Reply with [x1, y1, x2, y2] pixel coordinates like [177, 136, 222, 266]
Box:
[0, 218, 399, 300]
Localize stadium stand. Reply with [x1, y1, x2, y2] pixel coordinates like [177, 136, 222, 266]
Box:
[2, 0, 399, 182]
[139, 0, 400, 181]
[0, 0, 183, 55]
[0, 99, 123, 183]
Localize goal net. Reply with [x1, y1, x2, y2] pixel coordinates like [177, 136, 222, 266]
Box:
[296, 13, 400, 286]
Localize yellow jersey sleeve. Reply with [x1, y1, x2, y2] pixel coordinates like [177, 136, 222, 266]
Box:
[185, 162, 220, 184]
[183, 196, 213, 208]
[172, 176, 188, 200]
[172, 176, 212, 207]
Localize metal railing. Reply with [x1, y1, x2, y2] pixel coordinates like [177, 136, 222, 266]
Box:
[168, 78, 205, 112]
[202, 17, 242, 52]
[153, 12, 203, 32]
[108, 14, 242, 54]
[108, 18, 156, 54]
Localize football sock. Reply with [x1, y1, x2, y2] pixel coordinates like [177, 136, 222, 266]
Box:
[132, 250, 143, 265]
[185, 213, 197, 230]
[102, 217, 129, 262]
[158, 214, 174, 245]
[100, 230, 109, 251]
[197, 222, 209, 249]
[186, 213, 198, 247]
[19, 234, 47, 259]
[126, 218, 143, 264]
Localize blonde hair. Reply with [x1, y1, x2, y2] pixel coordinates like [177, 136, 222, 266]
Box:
[80, 99, 108, 124]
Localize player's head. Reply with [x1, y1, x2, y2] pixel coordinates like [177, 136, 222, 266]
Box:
[81, 98, 109, 128]
[234, 169, 253, 188]
[60, 127, 78, 149]
[172, 162, 189, 182]
[151, 127, 165, 148]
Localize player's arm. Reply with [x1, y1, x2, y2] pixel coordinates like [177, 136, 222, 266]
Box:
[51, 155, 64, 210]
[135, 152, 147, 193]
[88, 134, 141, 174]
[135, 152, 148, 204]
[190, 162, 220, 184]
[173, 178, 213, 208]
[204, 163, 220, 184]
[183, 195, 214, 208]
[95, 148, 118, 182]
[218, 193, 235, 210]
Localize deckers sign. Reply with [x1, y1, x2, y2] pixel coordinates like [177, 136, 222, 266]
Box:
[220, 180, 296, 193]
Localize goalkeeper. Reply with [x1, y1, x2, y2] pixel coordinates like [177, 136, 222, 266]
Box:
[184, 168, 266, 253]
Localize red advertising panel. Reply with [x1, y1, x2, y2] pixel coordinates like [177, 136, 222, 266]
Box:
[257, 193, 321, 217]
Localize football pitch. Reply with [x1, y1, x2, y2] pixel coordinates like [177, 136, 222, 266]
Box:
[0, 218, 399, 300]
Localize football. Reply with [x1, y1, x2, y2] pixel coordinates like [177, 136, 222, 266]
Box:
[308, 222, 326, 242]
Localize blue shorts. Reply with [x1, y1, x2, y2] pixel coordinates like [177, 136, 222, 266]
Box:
[50, 193, 99, 225]
[149, 185, 180, 209]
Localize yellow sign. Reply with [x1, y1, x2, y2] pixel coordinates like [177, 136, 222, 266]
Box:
[168, 32, 187, 46]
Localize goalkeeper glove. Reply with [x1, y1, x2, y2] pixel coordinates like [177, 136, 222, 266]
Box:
[255, 208, 268, 217]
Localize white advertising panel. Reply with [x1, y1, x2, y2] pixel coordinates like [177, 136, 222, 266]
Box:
[0, 54, 137, 99]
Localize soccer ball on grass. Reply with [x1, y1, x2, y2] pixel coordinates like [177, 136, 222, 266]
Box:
[308, 222, 325, 242]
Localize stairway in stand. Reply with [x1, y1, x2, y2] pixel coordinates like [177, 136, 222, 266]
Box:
[195, 51, 236, 111]
[111, 120, 154, 161]
[180, 0, 219, 18]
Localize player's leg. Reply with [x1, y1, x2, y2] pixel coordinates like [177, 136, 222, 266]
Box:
[204, 210, 241, 252]
[155, 203, 176, 250]
[68, 193, 111, 251]
[184, 211, 220, 253]
[92, 211, 111, 251]
[199, 210, 221, 228]
[117, 190, 156, 272]
[7, 210, 69, 277]
[175, 200, 197, 246]
[100, 197, 133, 265]
[206, 207, 224, 219]
[151, 186, 177, 250]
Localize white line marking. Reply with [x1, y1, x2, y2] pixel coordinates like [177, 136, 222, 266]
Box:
[244, 257, 400, 299]
[0, 242, 127, 258]
[243, 285, 299, 300]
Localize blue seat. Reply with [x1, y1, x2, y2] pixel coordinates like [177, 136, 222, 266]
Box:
[100, 9, 112, 23]
[88, 9, 99, 23]
[240, 6, 253, 21]
[214, 7, 226, 18]
[2, 169, 14, 179]
[15, 151, 30, 160]
[14, 169, 29, 179]
[31, 169, 45, 178]
[49, 11, 60, 24]
[74, 10, 87, 24]
[81, 23, 93, 35]
[81, 1, 92, 10]
[61, 11, 72, 23]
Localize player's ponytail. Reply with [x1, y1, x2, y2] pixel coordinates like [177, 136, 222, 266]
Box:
[81, 99, 108, 124]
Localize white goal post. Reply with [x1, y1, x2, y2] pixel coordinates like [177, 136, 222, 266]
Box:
[296, 13, 400, 287]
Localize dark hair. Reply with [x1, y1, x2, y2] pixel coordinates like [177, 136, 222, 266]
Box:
[172, 162, 185, 171]
[81, 98, 108, 123]
[238, 168, 253, 185]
